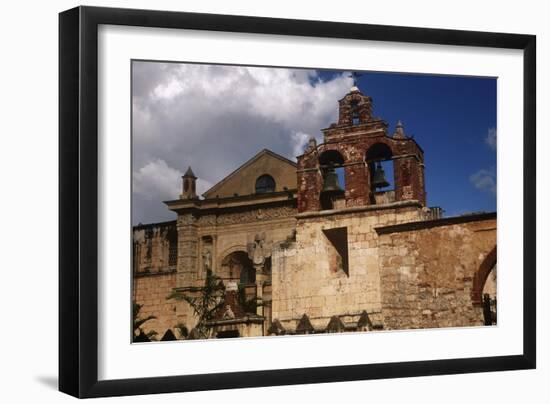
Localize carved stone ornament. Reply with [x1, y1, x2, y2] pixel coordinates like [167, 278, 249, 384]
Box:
[247, 232, 272, 267]
[215, 206, 295, 225]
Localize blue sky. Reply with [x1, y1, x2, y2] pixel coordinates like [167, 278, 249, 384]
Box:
[317, 70, 497, 216]
[132, 62, 496, 224]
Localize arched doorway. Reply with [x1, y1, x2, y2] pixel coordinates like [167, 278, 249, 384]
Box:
[220, 251, 255, 285]
[472, 246, 497, 325]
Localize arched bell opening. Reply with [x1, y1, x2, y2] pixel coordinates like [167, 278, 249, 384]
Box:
[350, 99, 361, 125]
[365, 143, 395, 204]
[318, 150, 346, 210]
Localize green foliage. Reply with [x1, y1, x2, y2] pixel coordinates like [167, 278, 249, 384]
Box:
[167, 270, 225, 339]
[133, 302, 157, 342]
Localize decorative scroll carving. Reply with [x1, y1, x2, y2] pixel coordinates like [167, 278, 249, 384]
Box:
[177, 214, 196, 226]
[196, 215, 216, 226]
[213, 206, 296, 226]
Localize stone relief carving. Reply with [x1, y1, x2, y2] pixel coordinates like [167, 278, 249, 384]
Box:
[222, 305, 235, 319]
[202, 245, 212, 273]
[196, 215, 216, 226]
[216, 206, 295, 225]
[193, 206, 295, 226]
[177, 214, 196, 226]
[247, 232, 272, 268]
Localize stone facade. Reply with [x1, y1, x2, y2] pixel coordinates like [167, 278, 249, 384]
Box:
[376, 214, 496, 330]
[271, 204, 423, 331]
[132, 86, 497, 341]
[132, 272, 178, 338]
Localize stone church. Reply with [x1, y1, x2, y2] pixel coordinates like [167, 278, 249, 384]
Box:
[132, 84, 497, 341]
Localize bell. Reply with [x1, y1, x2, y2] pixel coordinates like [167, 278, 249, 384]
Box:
[372, 162, 390, 189]
[322, 167, 343, 193]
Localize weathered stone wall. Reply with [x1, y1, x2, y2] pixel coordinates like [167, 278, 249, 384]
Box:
[169, 203, 297, 330]
[376, 214, 496, 330]
[133, 272, 178, 339]
[271, 203, 423, 331]
[133, 221, 177, 274]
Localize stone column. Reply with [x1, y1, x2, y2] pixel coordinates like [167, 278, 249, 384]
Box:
[176, 213, 198, 288]
[255, 266, 267, 317]
[174, 213, 199, 329]
[247, 233, 271, 318]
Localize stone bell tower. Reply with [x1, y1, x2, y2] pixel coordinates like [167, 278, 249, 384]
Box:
[296, 85, 426, 213]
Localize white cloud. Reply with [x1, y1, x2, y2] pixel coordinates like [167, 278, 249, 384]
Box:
[485, 127, 496, 150]
[291, 131, 314, 158]
[470, 168, 496, 195]
[132, 61, 353, 223]
[133, 159, 213, 223]
[133, 159, 181, 201]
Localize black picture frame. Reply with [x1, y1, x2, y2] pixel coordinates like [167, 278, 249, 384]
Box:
[59, 5, 536, 398]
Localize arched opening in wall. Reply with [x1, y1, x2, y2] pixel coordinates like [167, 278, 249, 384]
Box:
[255, 174, 276, 194]
[220, 251, 255, 286]
[482, 264, 497, 325]
[318, 150, 345, 210]
[167, 227, 178, 268]
[365, 143, 394, 204]
[472, 246, 497, 325]
[350, 100, 360, 125]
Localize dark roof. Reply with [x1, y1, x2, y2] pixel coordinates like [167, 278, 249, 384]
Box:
[183, 166, 196, 178]
[326, 316, 346, 333]
[295, 314, 315, 334]
[132, 220, 176, 231]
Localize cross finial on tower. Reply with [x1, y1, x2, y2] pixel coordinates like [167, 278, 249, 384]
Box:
[348, 71, 363, 91]
[393, 120, 406, 139]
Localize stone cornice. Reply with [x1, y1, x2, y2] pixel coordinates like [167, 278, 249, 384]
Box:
[164, 191, 297, 214]
[375, 212, 497, 235]
[296, 200, 422, 219]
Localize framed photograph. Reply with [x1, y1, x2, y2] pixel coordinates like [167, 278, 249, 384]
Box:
[59, 6, 536, 398]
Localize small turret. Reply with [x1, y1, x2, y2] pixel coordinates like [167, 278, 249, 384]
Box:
[180, 166, 198, 199]
[393, 120, 406, 139]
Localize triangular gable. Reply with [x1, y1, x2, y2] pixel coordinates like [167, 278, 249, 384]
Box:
[202, 149, 297, 199]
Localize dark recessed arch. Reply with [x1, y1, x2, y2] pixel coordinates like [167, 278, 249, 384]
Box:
[221, 251, 255, 285]
[472, 246, 497, 306]
[319, 149, 345, 166]
[318, 149, 346, 210]
[365, 142, 393, 162]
